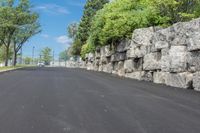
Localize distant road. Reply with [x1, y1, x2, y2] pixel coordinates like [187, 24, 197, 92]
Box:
[0, 67, 199, 133]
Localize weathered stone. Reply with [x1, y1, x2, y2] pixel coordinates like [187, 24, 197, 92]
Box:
[124, 58, 143, 73]
[165, 72, 193, 89]
[171, 22, 188, 46]
[88, 53, 95, 62]
[118, 61, 125, 76]
[187, 51, 200, 72]
[95, 51, 101, 59]
[141, 71, 153, 81]
[193, 72, 200, 91]
[143, 52, 161, 71]
[169, 46, 187, 72]
[187, 31, 200, 51]
[161, 48, 170, 72]
[155, 41, 169, 50]
[126, 46, 151, 59]
[153, 72, 167, 84]
[98, 65, 103, 72]
[87, 62, 94, 71]
[125, 71, 143, 80]
[111, 53, 126, 62]
[102, 63, 113, 73]
[125, 71, 153, 81]
[116, 39, 131, 52]
[124, 59, 134, 73]
[105, 45, 113, 57]
[101, 45, 113, 58]
[132, 27, 155, 47]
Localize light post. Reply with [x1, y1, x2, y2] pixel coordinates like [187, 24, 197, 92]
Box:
[32, 46, 35, 65]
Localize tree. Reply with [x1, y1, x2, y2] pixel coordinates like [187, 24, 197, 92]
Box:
[67, 22, 78, 39]
[41, 47, 52, 65]
[24, 56, 31, 64]
[149, 0, 200, 24]
[13, 23, 41, 66]
[59, 47, 74, 61]
[0, 0, 40, 66]
[71, 0, 109, 55]
[0, 45, 13, 63]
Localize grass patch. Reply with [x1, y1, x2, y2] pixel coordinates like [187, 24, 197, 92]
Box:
[0, 65, 35, 71]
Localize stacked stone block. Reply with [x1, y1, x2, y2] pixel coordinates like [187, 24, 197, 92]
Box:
[82, 18, 200, 91]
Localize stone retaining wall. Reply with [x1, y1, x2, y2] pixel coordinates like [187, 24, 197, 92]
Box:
[72, 18, 200, 91]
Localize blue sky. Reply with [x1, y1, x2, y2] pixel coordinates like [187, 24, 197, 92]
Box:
[23, 0, 86, 59]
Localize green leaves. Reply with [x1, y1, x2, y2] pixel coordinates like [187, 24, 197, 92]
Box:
[0, 0, 40, 66]
[70, 0, 109, 56]
[41, 47, 52, 65]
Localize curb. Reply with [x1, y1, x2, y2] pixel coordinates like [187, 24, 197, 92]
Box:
[0, 67, 24, 74]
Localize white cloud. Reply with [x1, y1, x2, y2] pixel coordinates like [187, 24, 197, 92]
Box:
[34, 4, 69, 15]
[56, 35, 73, 46]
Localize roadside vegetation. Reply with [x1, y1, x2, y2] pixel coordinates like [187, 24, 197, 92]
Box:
[67, 0, 200, 59]
[0, 0, 40, 67]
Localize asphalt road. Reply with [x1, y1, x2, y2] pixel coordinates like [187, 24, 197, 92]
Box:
[0, 67, 199, 133]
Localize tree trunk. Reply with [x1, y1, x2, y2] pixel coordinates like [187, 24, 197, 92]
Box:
[4, 46, 9, 66]
[13, 51, 17, 66]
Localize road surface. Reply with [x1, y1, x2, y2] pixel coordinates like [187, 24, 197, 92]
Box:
[0, 67, 199, 133]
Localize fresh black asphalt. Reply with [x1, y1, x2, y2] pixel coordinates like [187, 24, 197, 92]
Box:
[0, 67, 199, 133]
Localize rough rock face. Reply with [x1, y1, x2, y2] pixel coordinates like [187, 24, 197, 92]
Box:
[193, 72, 200, 91]
[169, 46, 187, 72]
[132, 27, 155, 46]
[165, 72, 193, 89]
[153, 72, 167, 84]
[125, 71, 153, 81]
[68, 18, 200, 91]
[187, 51, 200, 72]
[143, 52, 161, 71]
[111, 53, 126, 62]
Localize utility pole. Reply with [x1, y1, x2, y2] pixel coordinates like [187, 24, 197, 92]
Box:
[32, 46, 35, 65]
[39, 54, 42, 62]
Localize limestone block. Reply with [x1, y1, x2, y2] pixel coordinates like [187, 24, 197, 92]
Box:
[124, 59, 134, 73]
[161, 48, 170, 72]
[125, 71, 153, 81]
[126, 47, 136, 59]
[187, 31, 200, 51]
[87, 62, 94, 70]
[165, 72, 193, 89]
[155, 41, 169, 50]
[124, 58, 143, 73]
[98, 65, 103, 72]
[102, 63, 113, 73]
[95, 51, 101, 59]
[101, 45, 113, 57]
[105, 45, 113, 57]
[153, 72, 167, 84]
[193, 72, 200, 91]
[118, 61, 125, 77]
[125, 71, 143, 80]
[116, 39, 131, 52]
[169, 46, 187, 72]
[111, 53, 126, 62]
[187, 51, 200, 72]
[143, 52, 161, 71]
[141, 71, 153, 82]
[126, 46, 151, 59]
[171, 22, 188, 46]
[131, 27, 154, 47]
[88, 53, 95, 62]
